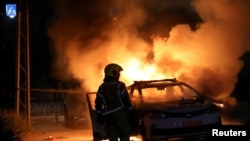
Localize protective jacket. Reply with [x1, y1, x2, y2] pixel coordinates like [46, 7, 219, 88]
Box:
[95, 76, 133, 116]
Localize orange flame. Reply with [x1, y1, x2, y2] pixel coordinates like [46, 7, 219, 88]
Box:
[120, 57, 174, 84]
[48, 0, 249, 103]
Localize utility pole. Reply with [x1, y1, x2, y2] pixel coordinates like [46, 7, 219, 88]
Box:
[16, 0, 31, 129]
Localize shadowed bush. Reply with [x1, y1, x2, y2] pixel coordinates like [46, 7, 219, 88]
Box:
[0, 110, 28, 141]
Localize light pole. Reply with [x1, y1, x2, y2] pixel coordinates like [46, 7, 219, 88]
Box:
[13, 0, 31, 129]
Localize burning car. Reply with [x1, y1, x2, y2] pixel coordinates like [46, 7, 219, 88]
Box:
[128, 78, 222, 140]
[86, 78, 222, 140]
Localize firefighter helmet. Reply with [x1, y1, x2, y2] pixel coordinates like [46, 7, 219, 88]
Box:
[104, 63, 123, 77]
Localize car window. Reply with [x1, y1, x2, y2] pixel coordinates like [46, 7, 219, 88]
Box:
[132, 84, 198, 103]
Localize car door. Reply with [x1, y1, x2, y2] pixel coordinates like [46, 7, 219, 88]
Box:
[86, 92, 108, 141]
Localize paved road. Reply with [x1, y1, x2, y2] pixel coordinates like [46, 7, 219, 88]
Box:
[23, 100, 250, 141]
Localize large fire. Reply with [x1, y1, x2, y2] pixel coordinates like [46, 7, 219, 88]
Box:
[121, 57, 172, 84]
[47, 0, 250, 105]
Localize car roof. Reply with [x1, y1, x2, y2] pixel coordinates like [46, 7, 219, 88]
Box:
[129, 78, 189, 88]
[128, 78, 201, 95]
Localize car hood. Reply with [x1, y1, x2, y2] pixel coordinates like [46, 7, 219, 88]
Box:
[134, 101, 217, 114]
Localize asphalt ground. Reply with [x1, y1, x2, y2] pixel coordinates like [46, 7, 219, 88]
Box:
[22, 100, 250, 141]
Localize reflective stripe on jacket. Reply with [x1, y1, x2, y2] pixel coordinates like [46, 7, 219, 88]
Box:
[95, 81, 133, 115]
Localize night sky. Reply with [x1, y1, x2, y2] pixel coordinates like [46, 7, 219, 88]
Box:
[0, 0, 250, 109]
[1, 0, 54, 83]
[0, 0, 55, 108]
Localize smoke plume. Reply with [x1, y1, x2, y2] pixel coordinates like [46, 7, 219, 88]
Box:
[47, 0, 250, 103]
